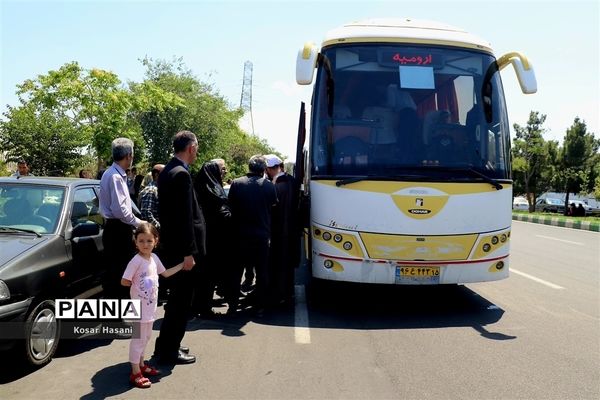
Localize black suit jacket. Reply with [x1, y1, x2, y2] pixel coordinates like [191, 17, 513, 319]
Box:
[157, 157, 206, 262]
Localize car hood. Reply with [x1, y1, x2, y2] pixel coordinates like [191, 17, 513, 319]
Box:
[0, 234, 50, 266]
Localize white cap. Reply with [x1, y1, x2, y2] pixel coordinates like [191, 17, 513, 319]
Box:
[264, 154, 283, 168]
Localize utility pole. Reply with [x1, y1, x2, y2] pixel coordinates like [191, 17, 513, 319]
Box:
[240, 60, 255, 135]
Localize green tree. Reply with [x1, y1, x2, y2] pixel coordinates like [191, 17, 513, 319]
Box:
[538, 139, 560, 193]
[1, 62, 182, 174]
[557, 117, 596, 213]
[511, 111, 548, 210]
[1, 104, 85, 175]
[137, 57, 275, 176]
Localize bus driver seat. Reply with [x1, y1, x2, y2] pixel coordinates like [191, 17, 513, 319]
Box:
[362, 86, 398, 145]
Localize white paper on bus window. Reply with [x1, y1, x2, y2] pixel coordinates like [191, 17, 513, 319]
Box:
[399, 66, 435, 89]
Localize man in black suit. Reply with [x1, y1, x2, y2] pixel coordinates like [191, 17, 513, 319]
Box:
[154, 131, 206, 364]
[227, 155, 277, 315]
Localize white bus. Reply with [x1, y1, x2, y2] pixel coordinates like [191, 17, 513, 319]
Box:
[294, 18, 536, 285]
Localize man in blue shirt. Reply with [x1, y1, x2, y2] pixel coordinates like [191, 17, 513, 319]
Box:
[99, 138, 143, 303]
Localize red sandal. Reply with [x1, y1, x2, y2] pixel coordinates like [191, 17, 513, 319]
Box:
[140, 363, 160, 376]
[130, 372, 151, 388]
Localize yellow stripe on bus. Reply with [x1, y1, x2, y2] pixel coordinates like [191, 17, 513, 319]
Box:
[359, 232, 478, 261]
[316, 180, 510, 195]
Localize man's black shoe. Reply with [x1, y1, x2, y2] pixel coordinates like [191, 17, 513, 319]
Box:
[179, 346, 189, 354]
[175, 350, 196, 364]
[158, 350, 196, 365]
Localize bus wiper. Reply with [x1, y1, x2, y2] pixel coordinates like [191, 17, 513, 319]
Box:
[336, 176, 369, 187]
[447, 167, 503, 190]
[0, 226, 42, 237]
[335, 174, 428, 187]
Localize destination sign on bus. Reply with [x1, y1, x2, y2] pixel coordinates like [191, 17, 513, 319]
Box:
[378, 50, 443, 68]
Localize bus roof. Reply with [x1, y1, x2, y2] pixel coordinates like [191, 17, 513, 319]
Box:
[322, 18, 493, 54]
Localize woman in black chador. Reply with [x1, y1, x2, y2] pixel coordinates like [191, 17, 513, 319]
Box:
[192, 159, 232, 317]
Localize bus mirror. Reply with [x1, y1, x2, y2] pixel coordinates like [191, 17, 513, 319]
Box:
[296, 42, 319, 85]
[497, 52, 537, 94]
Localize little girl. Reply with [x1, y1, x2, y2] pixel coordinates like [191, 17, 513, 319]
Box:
[121, 222, 182, 388]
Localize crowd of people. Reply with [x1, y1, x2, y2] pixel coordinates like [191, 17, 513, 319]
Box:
[97, 132, 300, 388]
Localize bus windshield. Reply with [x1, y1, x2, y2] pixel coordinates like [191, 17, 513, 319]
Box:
[310, 44, 511, 180]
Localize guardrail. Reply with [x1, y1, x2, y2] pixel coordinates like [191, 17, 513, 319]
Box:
[512, 213, 600, 232]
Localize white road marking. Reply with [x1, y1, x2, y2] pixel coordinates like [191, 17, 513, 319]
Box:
[294, 285, 311, 344]
[511, 268, 565, 290]
[535, 235, 584, 246]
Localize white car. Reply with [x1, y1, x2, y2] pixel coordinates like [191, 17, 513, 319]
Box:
[513, 196, 529, 211]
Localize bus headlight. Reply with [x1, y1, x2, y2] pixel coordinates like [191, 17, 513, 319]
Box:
[491, 236, 499, 245]
[500, 234, 507, 243]
[322, 232, 332, 241]
[333, 234, 343, 243]
[343, 242, 353, 250]
[495, 261, 505, 270]
[482, 243, 491, 252]
[324, 260, 334, 269]
[0, 280, 10, 300]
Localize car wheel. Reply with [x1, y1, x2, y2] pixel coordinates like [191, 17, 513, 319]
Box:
[23, 299, 61, 367]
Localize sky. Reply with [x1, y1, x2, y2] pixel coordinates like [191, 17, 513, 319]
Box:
[1, 0, 598, 162]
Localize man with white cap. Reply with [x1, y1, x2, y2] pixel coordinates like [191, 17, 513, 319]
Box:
[264, 154, 301, 306]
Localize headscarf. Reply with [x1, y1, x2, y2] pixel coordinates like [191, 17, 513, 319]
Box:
[195, 160, 227, 203]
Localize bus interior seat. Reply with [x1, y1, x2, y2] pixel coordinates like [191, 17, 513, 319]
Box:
[422, 110, 451, 145]
[333, 136, 368, 165]
[361, 84, 402, 145]
[333, 105, 352, 119]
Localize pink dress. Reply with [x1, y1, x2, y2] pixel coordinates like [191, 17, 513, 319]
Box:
[122, 253, 166, 322]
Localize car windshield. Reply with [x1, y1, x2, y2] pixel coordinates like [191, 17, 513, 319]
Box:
[0, 184, 65, 234]
[547, 198, 563, 205]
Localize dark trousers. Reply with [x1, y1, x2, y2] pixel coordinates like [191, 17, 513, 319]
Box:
[192, 253, 217, 313]
[154, 254, 195, 358]
[225, 238, 270, 310]
[102, 219, 135, 300]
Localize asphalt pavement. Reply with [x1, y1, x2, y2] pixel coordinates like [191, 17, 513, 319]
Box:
[0, 220, 598, 400]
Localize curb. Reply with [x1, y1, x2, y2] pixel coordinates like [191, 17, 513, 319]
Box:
[512, 213, 600, 232]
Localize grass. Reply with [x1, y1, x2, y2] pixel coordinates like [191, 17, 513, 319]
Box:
[512, 210, 600, 221]
[512, 210, 600, 231]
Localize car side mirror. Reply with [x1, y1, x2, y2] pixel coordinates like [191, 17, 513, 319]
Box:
[72, 222, 100, 238]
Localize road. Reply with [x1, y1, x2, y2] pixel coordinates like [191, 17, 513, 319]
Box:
[1, 221, 598, 399]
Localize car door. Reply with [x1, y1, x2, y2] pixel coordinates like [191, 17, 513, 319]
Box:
[63, 186, 105, 297]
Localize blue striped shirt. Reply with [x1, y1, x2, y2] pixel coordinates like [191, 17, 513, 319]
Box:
[99, 163, 142, 227]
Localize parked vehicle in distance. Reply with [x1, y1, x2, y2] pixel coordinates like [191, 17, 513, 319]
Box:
[534, 197, 565, 214]
[513, 196, 529, 211]
[0, 177, 105, 367]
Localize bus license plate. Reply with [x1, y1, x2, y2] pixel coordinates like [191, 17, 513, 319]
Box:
[395, 266, 440, 284]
